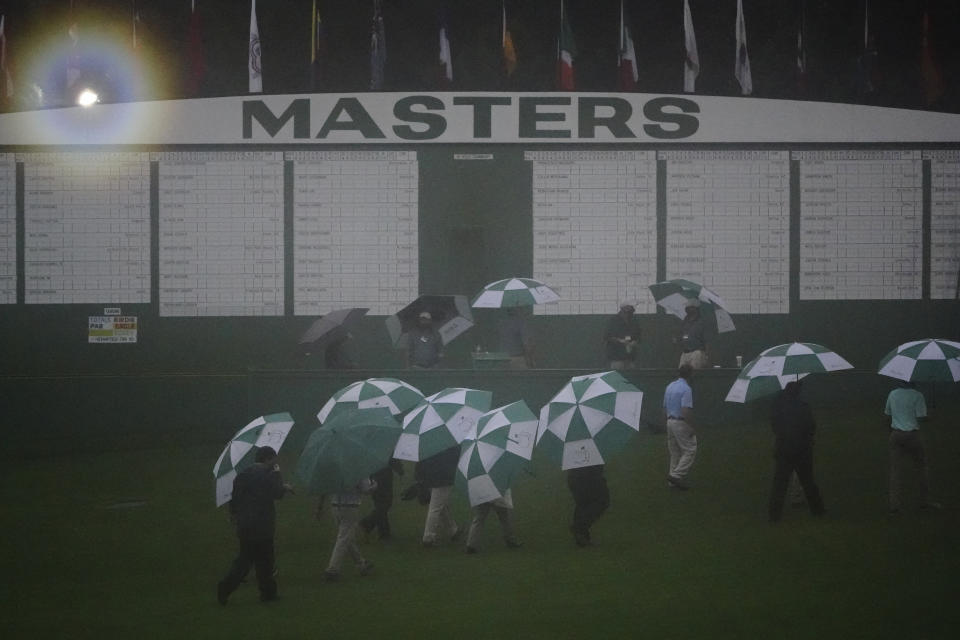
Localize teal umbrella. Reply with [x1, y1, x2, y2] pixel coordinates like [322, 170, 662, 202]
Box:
[536, 371, 643, 470]
[296, 407, 402, 495]
[648, 278, 736, 334]
[455, 401, 538, 507]
[724, 355, 808, 403]
[393, 387, 493, 462]
[877, 339, 960, 382]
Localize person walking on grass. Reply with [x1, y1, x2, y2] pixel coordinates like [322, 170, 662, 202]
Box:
[319, 477, 377, 582]
[360, 459, 404, 541]
[884, 381, 941, 515]
[417, 445, 462, 547]
[465, 489, 523, 554]
[217, 446, 292, 605]
[768, 380, 825, 523]
[663, 364, 696, 490]
[566, 464, 610, 547]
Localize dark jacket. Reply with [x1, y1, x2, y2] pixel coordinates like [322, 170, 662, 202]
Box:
[603, 313, 642, 361]
[771, 384, 816, 457]
[414, 445, 460, 488]
[229, 462, 286, 540]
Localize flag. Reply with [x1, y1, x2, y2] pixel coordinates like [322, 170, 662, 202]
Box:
[796, 0, 807, 94]
[734, 0, 752, 95]
[920, 9, 943, 106]
[556, 0, 575, 90]
[502, 2, 516, 77]
[132, 1, 141, 52]
[856, 0, 878, 96]
[66, 1, 82, 92]
[618, 0, 638, 91]
[683, 0, 699, 92]
[248, 0, 262, 93]
[187, 0, 206, 96]
[370, 0, 386, 90]
[0, 15, 12, 102]
[438, 10, 452, 86]
[310, 0, 326, 90]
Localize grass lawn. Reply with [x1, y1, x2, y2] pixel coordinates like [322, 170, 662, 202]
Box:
[2, 399, 958, 639]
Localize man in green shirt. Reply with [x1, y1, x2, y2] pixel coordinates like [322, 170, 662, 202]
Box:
[884, 382, 941, 514]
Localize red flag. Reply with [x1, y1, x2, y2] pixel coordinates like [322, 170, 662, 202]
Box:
[618, 0, 638, 91]
[920, 10, 943, 106]
[502, 2, 516, 77]
[187, 0, 206, 96]
[556, 0, 575, 90]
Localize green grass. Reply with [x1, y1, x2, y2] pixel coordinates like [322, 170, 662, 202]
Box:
[2, 401, 958, 639]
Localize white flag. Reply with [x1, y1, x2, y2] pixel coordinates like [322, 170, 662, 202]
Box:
[0, 15, 12, 99]
[683, 0, 699, 93]
[439, 16, 452, 84]
[734, 0, 752, 95]
[248, 0, 262, 93]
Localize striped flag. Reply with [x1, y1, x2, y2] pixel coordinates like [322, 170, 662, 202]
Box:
[734, 0, 752, 95]
[370, 0, 386, 90]
[683, 0, 699, 92]
[618, 0, 638, 91]
[0, 15, 12, 102]
[248, 0, 262, 93]
[438, 10, 452, 86]
[187, 0, 206, 96]
[310, 0, 326, 90]
[556, 0, 575, 90]
[920, 9, 943, 106]
[502, 2, 516, 77]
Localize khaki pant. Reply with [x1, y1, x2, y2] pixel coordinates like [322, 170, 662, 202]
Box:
[666, 418, 697, 480]
[423, 485, 459, 543]
[465, 502, 518, 549]
[327, 505, 365, 573]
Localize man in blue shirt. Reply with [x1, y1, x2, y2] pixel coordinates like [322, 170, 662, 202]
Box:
[884, 381, 941, 514]
[662, 364, 695, 489]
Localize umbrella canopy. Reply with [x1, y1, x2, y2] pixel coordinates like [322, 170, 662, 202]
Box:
[648, 278, 736, 333]
[385, 295, 474, 347]
[741, 342, 854, 378]
[455, 400, 538, 506]
[536, 371, 643, 470]
[394, 387, 493, 462]
[471, 277, 560, 308]
[295, 407, 402, 495]
[298, 307, 368, 352]
[877, 338, 960, 383]
[317, 377, 424, 424]
[213, 412, 295, 507]
[725, 356, 809, 403]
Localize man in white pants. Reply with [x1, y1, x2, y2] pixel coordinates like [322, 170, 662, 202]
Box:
[663, 364, 696, 490]
[319, 477, 376, 582]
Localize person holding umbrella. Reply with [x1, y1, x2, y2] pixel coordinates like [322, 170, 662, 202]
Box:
[768, 381, 825, 523]
[405, 311, 444, 369]
[416, 444, 462, 547]
[604, 302, 642, 370]
[217, 446, 292, 605]
[676, 299, 709, 369]
[884, 381, 941, 514]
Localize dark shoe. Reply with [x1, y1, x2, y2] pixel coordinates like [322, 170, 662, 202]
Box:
[465, 546, 478, 554]
[217, 583, 229, 606]
[920, 500, 943, 510]
[324, 570, 340, 582]
[358, 560, 374, 576]
[667, 475, 689, 490]
[570, 526, 590, 547]
[505, 540, 523, 549]
[260, 593, 278, 603]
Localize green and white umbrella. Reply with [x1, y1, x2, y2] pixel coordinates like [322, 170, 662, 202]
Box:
[725, 356, 808, 403]
[471, 277, 560, 308]
[393, 387, 493, 462]
[648, 278, 736, 333]
[742, 342, 854, 378]
[317, 377, 424, 424]
[455, 400, 538, 507]
[536, 371, 643, 470]
[296, 407, 402, 495]
[213, 412, 295, 507]
[877, 338, 960, 382]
